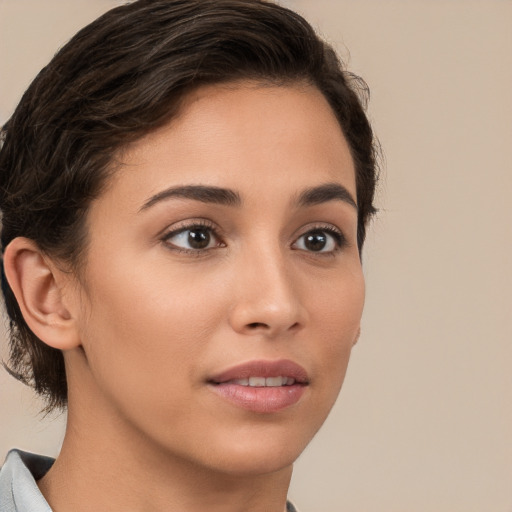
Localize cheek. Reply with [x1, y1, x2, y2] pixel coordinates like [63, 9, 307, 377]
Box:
[76, 264, 224, 408]
[310, 264, 365, 340]
[308, 267, 365, 394]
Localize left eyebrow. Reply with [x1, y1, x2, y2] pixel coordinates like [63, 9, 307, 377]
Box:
[296, 183, 357, 210]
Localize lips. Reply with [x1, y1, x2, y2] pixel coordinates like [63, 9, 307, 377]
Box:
[207, 359, 309, 413]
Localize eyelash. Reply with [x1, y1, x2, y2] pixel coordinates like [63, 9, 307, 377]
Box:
[160, 221, 347, 255]
[292, 224, 347, 255]
[161, 219, 224, 255]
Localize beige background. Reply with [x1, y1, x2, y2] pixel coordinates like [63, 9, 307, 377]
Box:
[1, 1, 511, 511]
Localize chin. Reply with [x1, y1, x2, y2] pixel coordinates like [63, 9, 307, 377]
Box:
[206, 445, 302, 477]
[193, 422, 318, 477]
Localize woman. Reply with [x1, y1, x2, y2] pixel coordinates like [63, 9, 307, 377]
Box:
[0, 1, 378, 511]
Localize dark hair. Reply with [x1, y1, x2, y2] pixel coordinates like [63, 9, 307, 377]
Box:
[0, 0, 378, 411]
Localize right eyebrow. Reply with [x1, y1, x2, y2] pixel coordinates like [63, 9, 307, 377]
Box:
[139, 184, 242, 212]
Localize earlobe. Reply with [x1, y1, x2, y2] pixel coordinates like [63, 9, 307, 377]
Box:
[3, 237, 81, 350]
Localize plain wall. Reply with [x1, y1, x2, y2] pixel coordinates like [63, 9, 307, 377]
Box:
[1, 1, 511, 511]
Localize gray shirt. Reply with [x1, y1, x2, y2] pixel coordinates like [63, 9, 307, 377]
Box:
[1, 449, 299, 512]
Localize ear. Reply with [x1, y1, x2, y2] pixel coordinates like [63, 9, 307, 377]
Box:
[353, 326, 361, 346]
[3, 237, 81, 350]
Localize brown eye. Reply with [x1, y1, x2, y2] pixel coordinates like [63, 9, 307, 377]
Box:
[164, 225, 220, 251]
[187, 228, 211, 249]
[293, 228, 343, 253]
[304, 231, 328, 251]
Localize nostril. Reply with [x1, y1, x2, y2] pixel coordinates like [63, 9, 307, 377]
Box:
[247, 322, 268, 329]
[245, 321, 301, 333]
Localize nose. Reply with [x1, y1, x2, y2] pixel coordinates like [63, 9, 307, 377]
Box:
[228, 247, 307, 338]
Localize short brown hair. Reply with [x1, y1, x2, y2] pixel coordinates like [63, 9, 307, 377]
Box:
[0, 0, 378, 411]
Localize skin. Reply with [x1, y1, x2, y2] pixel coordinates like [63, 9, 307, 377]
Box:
[8, 82, 365, 512]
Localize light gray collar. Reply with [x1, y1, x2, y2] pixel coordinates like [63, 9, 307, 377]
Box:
[0, 450, 53, 512]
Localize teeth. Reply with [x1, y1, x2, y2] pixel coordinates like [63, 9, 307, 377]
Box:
[231, 377, 295, 387]
[265, 376, 283, 387]
[249, 377, 266, 387]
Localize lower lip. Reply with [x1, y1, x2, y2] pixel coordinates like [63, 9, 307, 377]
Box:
[208, 383, 306, 413]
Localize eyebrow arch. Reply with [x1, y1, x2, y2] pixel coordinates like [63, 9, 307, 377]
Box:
[296, 183, 357, 210]
[139, 185, 242, 211]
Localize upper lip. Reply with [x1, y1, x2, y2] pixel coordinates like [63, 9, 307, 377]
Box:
[208, 359, 309, 384]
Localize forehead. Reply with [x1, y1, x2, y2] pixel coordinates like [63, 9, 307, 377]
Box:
[102, 81, 356, 211]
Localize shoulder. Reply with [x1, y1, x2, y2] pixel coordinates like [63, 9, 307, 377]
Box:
[0, 450, 54, 512]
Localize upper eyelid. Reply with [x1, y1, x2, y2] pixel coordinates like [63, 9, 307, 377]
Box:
[160, 218, 220, 238]
[293, 222, 345, 240]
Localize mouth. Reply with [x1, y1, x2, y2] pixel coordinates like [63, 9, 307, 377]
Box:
[207, 359, 309, 413]
[221, 376, 298, 387]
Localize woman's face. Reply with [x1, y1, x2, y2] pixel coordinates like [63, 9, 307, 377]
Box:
[68, 82, 365, 475]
